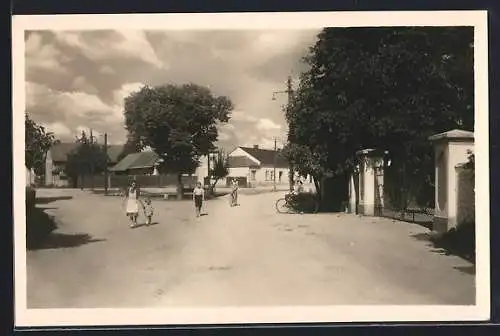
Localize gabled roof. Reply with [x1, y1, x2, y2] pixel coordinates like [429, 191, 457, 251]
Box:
[110, 151, 160, 172]
[238, 146, 288, 167]
[50, 142, 124, 163]
[228, 156, 260, 168]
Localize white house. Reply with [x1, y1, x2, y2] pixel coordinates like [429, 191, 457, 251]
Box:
[226, 145, 291, 187]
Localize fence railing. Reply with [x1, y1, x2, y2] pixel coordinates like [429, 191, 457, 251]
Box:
[76, 174, 198, 189]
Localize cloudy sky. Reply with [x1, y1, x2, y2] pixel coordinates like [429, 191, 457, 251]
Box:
[25, 29, 320, 151]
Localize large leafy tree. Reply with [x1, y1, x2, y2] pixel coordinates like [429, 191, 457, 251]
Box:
[286, 27, 473, 210]
[25, 112, 59, 177]
[123, 83, 233, 199]
[65, 131, 108, 188]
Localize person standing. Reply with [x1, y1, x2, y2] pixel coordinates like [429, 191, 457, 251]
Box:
[193, 181, 205, 217]
[141, 196, 154, 226]
[122, 180, 140, 228]
[230, 178, 239, 207]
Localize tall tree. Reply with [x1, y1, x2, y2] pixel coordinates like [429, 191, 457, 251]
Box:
[209, 149, 230, 193]
[25, 112, 59, 177]
[123, 83, 233, 199]
[65, 131, 108, 188]
[286, 27, 474, 210]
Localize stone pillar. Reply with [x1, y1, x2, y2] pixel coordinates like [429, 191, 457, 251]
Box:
[356, 149, 386, 216]
[428, 129, 474, 233]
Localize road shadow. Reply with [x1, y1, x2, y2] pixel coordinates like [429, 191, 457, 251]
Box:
[30, 233, 106, 250]
[454, 265, 475, 275]
[35, 196, 73, 205]
[26, 206, 105, 250]
[410, 225, 475, 264]
[132, 222, 160, 229]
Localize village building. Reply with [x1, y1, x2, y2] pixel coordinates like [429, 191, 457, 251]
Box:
[44, 142, 124, 187]
[226, 145, 291, 187]
[109, 151, 163, 176]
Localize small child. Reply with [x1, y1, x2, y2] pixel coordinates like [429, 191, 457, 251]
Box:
[141, 197, 154, 226]
[193, 181, 205, 217]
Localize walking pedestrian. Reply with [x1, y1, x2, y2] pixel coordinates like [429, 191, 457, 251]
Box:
[230, 178, 239, 207]
[193, 181, 205, 217]
[141, 196, 154, 226]
[122, 180, 140, 228]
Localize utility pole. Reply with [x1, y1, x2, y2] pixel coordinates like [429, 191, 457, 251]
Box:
[104, 132, 108, 195]
[272, 75, 295, 192]
[286, 75, 294, 193]
[273, 138, 277, 192]
[90, 129, 94, 190]
[207, 153, 210, 186]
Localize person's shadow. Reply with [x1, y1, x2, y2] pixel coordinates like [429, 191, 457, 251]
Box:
[132, 222, 160, 229]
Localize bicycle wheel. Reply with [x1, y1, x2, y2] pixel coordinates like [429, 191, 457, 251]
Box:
[275, 198, 291, 214]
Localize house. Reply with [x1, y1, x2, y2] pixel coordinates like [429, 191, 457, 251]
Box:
[110, 151, 163, 176]
[227, 145, 291, 187]
[45, 142, 124, 187]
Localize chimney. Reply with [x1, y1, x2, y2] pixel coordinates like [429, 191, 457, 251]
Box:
[253, 145, 259, 149]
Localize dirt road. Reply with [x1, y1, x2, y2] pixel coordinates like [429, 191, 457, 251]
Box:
[26, 188, 475, 308]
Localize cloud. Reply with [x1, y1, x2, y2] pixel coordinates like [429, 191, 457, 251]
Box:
[113, 82, 145, 106]
[257, 118, 282, 131]
[25, 29, 319, 148]
[55, 30, 166, 69]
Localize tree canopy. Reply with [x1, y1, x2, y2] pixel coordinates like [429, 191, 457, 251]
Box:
[25, 112, 59, 177]
[285, 27, 474, 209]
[123, 83, 233, 198]
[65, 131, 108, 188]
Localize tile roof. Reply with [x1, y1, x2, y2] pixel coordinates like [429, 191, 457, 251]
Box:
[50, 142, 124, 163]
[238, 146, 289, 167]
[110, 151, 160, 172]
[228, 156, 260, 168]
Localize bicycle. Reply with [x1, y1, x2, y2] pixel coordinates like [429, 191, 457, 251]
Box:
[275, 192, 320, 214]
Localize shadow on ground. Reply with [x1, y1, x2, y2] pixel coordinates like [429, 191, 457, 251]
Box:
[35, 196, 73, 204]
[411, 222, 475, 264]
[26, 206, 105, 251]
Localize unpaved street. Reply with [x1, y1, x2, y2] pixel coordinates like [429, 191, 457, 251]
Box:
[26, 189, 475, 308]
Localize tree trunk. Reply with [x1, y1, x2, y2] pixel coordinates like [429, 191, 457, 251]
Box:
[353, 172, 360, 215]
[176, 173, 183, 200]
[210, 178, 219, 196]
[313, 175, 322, 200]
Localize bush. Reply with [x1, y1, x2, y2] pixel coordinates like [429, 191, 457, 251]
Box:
[26, 185, 36, 210]
[431, 221, 475, 263]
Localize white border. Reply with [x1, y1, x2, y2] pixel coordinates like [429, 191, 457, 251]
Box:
[13, 11, 490, 327]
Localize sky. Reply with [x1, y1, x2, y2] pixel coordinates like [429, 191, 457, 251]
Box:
[25, 29, 320, 152]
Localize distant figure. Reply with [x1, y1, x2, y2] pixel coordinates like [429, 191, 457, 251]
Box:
[193, 181, 205, 217]
[123, 180, 140, 228]
[294, 179, 304, 194]
[230, 178, 239, 207]
[141, 196, 154, 226]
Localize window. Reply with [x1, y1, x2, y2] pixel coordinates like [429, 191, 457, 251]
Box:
[279, 171, 283, 182]
[265, 171, 269, 181]
[251, 170, 256, 181]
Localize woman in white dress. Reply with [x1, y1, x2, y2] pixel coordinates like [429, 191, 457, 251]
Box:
[123, 180, 140, 228]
